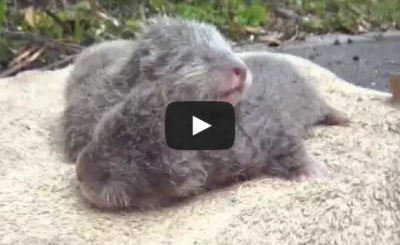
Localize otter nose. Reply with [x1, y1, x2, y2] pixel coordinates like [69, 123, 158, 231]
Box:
[232, 66, 247, 85]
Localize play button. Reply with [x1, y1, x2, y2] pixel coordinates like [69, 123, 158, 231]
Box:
[165, 101, 235, 150]
[192, 116, 211, 136]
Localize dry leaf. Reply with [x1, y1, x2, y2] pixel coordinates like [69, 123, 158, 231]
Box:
[257, 31, 284, 46]
[389, 74, 400, 102]
[244, 26, 265, 34]
[24, 6, 37, 27]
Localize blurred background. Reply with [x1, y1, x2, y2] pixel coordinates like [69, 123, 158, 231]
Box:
[0, 0, 399, 77]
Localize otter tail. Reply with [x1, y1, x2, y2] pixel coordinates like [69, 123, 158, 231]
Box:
[318, 107, 351, 126]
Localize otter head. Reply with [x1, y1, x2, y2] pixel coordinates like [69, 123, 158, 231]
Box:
[134, 16, 253, 106]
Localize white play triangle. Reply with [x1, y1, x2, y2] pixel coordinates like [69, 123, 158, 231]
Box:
[192, 116, 211, 136]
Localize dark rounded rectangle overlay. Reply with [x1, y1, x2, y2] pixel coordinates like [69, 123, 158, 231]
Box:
[165, 101, 235, 150]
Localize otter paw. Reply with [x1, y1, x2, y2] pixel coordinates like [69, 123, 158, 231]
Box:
[288, 162, 327, 181]
[78, 181, 132, 210]
[321, 110, 351, 126]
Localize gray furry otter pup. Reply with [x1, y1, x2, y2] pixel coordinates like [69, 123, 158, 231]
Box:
[62, 16, 349, 210]
[62, 16, 250, 163]
[236, 51, 350, 129]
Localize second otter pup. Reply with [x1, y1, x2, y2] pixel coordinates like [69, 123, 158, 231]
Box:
[236, 51, 350, 129]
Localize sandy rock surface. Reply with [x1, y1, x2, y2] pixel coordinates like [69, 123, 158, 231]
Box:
[0, 53, 399, 245]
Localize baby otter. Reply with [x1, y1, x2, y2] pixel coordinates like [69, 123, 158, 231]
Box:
[63, 16, 346, 211]
[236, 51, 350, 129]
[70, 17, 323, 211]
[62, 16, 251, 163]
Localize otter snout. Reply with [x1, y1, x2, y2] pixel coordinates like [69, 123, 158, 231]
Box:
[232, 66, 247, 82]
[230, 57, 253, 89]
[218, 57, 252, 102]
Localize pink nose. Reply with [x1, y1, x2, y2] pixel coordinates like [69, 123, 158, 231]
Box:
[232, 67, 247, 85]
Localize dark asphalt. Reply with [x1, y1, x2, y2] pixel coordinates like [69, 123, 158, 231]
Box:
[236, 31, 400, 93]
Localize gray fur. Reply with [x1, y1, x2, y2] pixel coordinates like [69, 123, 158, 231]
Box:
[62, 16, 250, 163]
[62, 39, 139, 162]
[74, 61, 320, 210]
[63, 16, 345, 211]
[236, 51, 350, 129]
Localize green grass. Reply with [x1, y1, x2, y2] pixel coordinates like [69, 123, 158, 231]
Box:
[2, 0, 400, 44]
[0, 0, 399, 74]
[296, 0, 400, 33]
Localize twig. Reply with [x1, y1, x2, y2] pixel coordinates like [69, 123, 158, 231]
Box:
[0, 31, 83, 53]
[9, 46, 39, 67]
[38, 54, 76, 71]
[284, 25, 300, 45]
[0, 46, 45, 78]
[273, 7, 301, 21]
